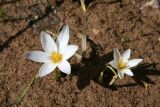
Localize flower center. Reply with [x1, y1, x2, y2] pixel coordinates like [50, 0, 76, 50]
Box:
[118, 58, 127, 69]
[51, 52, 62, 63]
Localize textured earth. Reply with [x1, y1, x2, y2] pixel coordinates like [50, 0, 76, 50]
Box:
[0, 0, 160, 107]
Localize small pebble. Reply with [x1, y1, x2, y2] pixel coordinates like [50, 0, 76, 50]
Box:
[93, 28, 100, 35]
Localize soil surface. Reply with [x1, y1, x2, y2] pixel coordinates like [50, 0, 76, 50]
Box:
[0, 0, 160, 107]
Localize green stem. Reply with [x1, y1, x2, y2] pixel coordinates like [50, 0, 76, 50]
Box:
[106, 65, 118, 85]
[109, 75, 118, 86]
[98, 65, 118, 85]
[98, 68, 107, 84]
[80, 0, 87, 12]
[12, 75, 37, 107]
[106, 65, 117, 75]
[53, 69, 62, 80]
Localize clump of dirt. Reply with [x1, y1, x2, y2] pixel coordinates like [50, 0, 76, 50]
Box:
[0, 0, 160, 106]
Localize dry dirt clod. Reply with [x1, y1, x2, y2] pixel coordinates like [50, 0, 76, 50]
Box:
[92, 28, 100, 35]
[141, 0, 160, 9]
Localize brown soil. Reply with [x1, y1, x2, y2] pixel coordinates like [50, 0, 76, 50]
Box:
[0, 0, 160, 107]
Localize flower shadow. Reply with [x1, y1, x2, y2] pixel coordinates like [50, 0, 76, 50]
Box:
[115, 63, 159, 88]
[132, 63, 159, 84]
[72, 37, 159, 90]
[71, 37, 114, 90]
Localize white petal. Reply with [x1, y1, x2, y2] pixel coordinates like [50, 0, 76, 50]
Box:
[38, 63, 57, 77]
[109, 60, 118, 69]
[114, 48, 121, 63]
[56, 25, 69, 53]
[118, 71, 124, 79]
[58, 60, 71, 74]
[121, 68, 133, 76]
[25, 51, 51, 62]
[127, 59, 143, 68]
[122, 49, 131, 60]
[63, 45, 78, 60]
[40, 31, 57, 53]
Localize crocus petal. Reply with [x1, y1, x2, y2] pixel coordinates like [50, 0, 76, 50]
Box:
[127, 59, 143, 68]
[118, 71, 124, 79]
[58, 60, 71, 74]
[38, 63, 57, 77]
[56, 25, 69, 53]
[40, 31, 57, 53]
[114, 48, 121, 63]
[121, 49, 131, 60]
[121, 68, 133, 76]
[63, 45, 78, 60]
[109, 60, 118, 69]
[25, 51, 51, 62]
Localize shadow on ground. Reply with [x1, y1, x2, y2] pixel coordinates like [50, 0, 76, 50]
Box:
[115, 63, 159, 88]
[71, 36, 114, 90]
[0, 6, 58, 52]
[0, 0, 22, 5]
[71, 36, 160, 90]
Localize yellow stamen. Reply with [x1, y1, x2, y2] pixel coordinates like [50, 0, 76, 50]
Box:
[118, 58, 126, 69]
[51, 52, 62, 63]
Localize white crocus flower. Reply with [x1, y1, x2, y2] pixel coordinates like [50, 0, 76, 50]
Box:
[109, 48, 143, 79]
[25, 25, 78, 77]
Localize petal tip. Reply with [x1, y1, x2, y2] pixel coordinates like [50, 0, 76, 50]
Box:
[109, 60, 113, 65]
[40, 31, 46, 37]
[37, 73, 42, 77]
[75, 45, 79, 51]
[64, 24, 69, 29]
[25, 52, 31, 58]
[113, 48, 118, 51]
[63, 25, 69, 32]
[140, 58, 143, 61]
[137, 58, 143, 64]
[66, 71, 71, 75]
[130, 74, 134, 76]
[118, 72, 124, 79]
[127, 48, 131, 53]
[40, 31, 51, 38]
